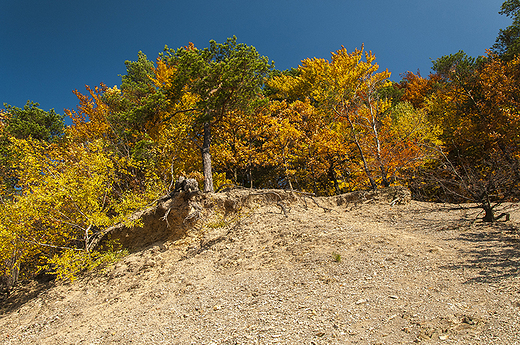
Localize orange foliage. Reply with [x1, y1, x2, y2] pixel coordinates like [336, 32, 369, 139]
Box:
[399, 71, 440, 109]
[65, 84, 113, 143]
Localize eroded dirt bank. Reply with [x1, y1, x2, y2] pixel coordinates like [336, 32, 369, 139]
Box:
[1, 188, 519, 344]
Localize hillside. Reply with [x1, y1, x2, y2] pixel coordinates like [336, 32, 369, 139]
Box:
[1, 187, 520, 344]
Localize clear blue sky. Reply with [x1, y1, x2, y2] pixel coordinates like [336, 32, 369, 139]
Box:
[0, 0, 511, 117]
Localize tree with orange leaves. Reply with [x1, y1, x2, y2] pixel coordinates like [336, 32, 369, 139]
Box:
[426, 51, 520, 221]
[398, 71, 441, 109]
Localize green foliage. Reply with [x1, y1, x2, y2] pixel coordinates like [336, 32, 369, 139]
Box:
[0, 101, 65, 199]
[163, 36, 273, 123]
[431, 50, 486, 81]
[379, 82, 405, 107]
[116, 51, 168, 129]
[5, 21, 520, 290]
[121, 51, 155, 93]
[2, 101, 64, 141]
[161, 36, 274, 192]
[492, 0, 520, 60]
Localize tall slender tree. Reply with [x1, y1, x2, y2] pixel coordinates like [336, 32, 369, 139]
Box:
[161, 37, 272, 192]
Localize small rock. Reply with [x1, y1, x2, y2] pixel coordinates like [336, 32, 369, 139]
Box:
[439, 334, 449, 340]
[355, 298, 368, 305]
[446, 315, 461, 325]
[429, 246, 443, 253]
[462, 315, 477, 325]
[389, 295, 399, 299]
[388, 314, 398, 321]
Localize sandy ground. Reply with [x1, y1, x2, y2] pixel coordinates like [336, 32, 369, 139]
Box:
[1, 191, 519, 344]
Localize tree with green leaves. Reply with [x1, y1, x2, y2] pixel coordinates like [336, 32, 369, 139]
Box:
[492, 0, 520, 60]
[161, 37, 273, 192]
[115, 51, 168, 130]
[0, 101, 65, 198]
[2, 101, 64, 141]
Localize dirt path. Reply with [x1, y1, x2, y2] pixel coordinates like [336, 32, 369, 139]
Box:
[1, 195, 519, 344]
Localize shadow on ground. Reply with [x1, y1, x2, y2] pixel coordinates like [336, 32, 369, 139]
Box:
[0, 280, 54, 315]
[443, 222, 520, 286]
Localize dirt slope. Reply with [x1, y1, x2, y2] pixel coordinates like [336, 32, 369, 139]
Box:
[1, 188, 520, 344]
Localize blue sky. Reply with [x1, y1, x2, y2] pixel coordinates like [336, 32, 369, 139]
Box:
[0, 0, 511, 117]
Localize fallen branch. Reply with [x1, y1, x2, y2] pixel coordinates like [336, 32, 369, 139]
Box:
[247, 191, 290, 217]
[389, 197, 400, 206]
[291, 190, 337, 213]
[276, 201, 289, 217]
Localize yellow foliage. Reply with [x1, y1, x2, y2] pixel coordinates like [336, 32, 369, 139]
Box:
[42, 242, 128, 283]
[0, 137, 156, 285]
[267, 45, 436, 189]
[152, 58, 176, 89]
[212, 172, 233, 191]
[65, 85, 113, 143]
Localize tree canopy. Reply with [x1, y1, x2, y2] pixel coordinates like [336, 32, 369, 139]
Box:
[2, 1, 520, 290]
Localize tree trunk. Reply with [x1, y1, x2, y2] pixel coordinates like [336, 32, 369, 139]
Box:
[369, 100, 389, 188]
[282, 147, 293, 191]
[328, 163, 340, 195]
[345, 112, 377, 190]
[248, 166, 253, 189]
[202, 122, 214, 192]
[353, 136, 377, 190]
[482, 198, 495, 222]
[310, 163, 319, 196]
[379, 165, 390, 187]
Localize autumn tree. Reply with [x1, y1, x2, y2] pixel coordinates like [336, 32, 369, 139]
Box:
[0, 136, 149, 288]
[66, 56, 170, 196]
[426, 51, 520, 221]
[269, 46, 436, 191]
[293, 101, 350, 195]
[210, 105, 272, 188]
[398, 71, 441, 109]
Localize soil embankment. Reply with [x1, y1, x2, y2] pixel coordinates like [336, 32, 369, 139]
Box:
[1, 187, 519, 344]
